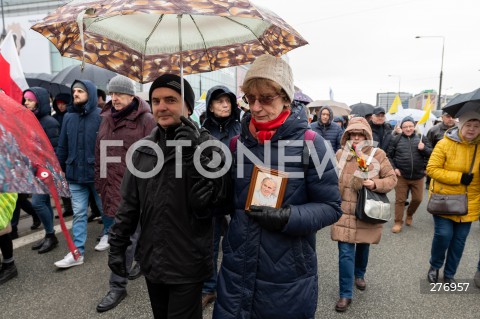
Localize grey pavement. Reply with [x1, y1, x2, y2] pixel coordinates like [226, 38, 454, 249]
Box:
[1, 191, 479, 318]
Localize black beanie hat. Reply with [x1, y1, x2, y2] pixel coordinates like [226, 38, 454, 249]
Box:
[149, 74, 195, 113]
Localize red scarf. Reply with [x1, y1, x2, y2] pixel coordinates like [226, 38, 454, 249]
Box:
[249, 110, 291, 144]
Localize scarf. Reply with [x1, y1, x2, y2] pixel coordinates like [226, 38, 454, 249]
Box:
[249, 110, 291, 144]
[111, 99, 138, 122]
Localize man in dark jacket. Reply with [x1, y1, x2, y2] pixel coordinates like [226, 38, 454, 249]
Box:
[387, 116, 432, 233]
[52, 93, 74, 218]
[95, 75, 156, 313]
[54, 80, 103, 268]
[200, 85, 240, 308]
[310, 105, 343, 152]
[108, 74, 229, 319]
[369, 107, 393, 151]
[23, 87, 60, 253]
[426, 111, 456, 148]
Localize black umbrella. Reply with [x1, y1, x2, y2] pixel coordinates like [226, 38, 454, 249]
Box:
[442, 88, 480, 117]
[25, 72, 70, 97]
[51, 64, 118, 93]
[350, 103, 375, 117]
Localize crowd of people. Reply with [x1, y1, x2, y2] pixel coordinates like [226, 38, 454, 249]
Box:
[1, 53, 480, 319]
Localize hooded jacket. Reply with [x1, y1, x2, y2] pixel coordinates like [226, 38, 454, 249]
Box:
[331, 117, 397, 244]
[202, 85, 241, 145]
[22, 87, 59, 149]
[213, 103, 342, 319]
[426, 127, 480, 223]
[310, 105, 343, 152]
[94, 96, 156, 217]
[56, 80, 101, 183]
[52, 93, 71, 129]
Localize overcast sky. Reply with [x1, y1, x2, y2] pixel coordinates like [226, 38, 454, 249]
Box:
[253, 0, 478, 106]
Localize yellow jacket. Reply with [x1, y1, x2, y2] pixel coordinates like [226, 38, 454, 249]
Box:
[426, 127, 480, 222]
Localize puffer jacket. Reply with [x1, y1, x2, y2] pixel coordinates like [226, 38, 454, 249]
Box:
[94, 97, 155, 217]
[56, 80, 101, 183]
[331, 117, 397, 244]
[22, 87, 59, 149]
[310, 106, 343, 152]
[213, 104, 342, 319]
[426, 127, 480, 223]
[387, 132, 432, 180]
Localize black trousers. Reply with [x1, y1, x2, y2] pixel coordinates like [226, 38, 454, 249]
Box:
[145, 279, 203, 319]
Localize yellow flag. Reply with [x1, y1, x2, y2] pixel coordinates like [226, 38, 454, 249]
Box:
[417, 94, 432, 124]
[388, 95, 403, 114]
[199, 91, 207, 100]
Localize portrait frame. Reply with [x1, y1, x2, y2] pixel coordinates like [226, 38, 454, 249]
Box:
[245, 165, 288, 210]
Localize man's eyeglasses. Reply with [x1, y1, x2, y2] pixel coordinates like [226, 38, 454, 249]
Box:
[242, 94, 280, 105]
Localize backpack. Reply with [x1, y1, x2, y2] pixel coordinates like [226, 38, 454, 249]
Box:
[229, 130, 317, 174]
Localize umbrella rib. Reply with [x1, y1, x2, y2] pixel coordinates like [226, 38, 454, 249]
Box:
[142, 14, 165, 80]
[188, 15, 213, 71]
[222, 16, 266, 51]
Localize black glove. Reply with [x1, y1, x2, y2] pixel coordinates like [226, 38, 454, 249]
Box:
[245, 205, 291, 232]
[108, 245, 127, 278]
[174, 116, 201, 160]
[190, 178, 216, 210]
[460, 173, 474, 186]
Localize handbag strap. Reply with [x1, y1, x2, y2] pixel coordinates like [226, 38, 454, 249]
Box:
[432, 144, 478, 193]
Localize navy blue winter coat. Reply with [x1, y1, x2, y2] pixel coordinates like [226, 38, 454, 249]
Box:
[56, 80, 101, 183]
[310, 105, 343, 152]
[213, 104, 342, 319]
[22, 87, 59, 149]
[202, 85, 241, 145]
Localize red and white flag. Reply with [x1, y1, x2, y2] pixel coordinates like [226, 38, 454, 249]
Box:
[0, 31, 29, 102]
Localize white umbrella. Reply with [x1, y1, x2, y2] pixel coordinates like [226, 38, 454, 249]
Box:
[386, 108, 437, 122]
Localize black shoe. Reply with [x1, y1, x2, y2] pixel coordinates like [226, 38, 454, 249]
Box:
[96, 290, 127, 313]
[10, 231, 19, 240]
[428, 267, 439, 283]
[128, 263, 142, 280]
[32, 238, 46, 250]
[30, 219, 42, 230]
[405, 201, 410, 206]
[38, 234, 59, 254]
[0, 263, 18, 285]
[444, 277, 456, 284]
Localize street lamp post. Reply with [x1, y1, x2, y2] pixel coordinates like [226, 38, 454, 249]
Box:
[415, 35, 445, 110]
[388, 74, 401, 95]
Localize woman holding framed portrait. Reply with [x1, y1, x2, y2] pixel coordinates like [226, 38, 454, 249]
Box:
[331, 117, 397, 312]
[213, 54, 343, 319]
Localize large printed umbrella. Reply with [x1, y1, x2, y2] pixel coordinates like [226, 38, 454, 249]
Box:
[443, 88, 480, 117]
[0, 92, 79, 259]
[31, 0, 308, 84]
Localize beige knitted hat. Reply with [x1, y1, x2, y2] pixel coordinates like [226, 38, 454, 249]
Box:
[458, 109, 480, 130]
[243, 54, 294, 102]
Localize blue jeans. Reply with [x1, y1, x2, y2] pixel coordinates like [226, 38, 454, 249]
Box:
[32, 194, 54, 234]
[338, 242, 370, 298]
[430, 216, 472, 278]
[102, 215, 115, 235]
[70, 183, 103, 255]
[202, 216, 223, 294]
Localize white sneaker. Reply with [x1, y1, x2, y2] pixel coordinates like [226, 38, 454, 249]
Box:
[95, 235, 110, 252]
[54, 252, 84, 268]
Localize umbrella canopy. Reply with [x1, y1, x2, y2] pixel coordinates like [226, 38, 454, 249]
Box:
[25, 72, 54, 89]
[31, 0, 308, 84]
[0, 92, 79, 259]
[350, 103, 375, 117]
[51, 64, 118, 93]
[442, 88, 480, 117]
[294, 91, 313, 104]
[307, 99, 350, 116]
[386, 108, 437, 122]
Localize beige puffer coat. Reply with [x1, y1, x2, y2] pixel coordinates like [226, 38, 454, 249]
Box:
[331, 117, 397, 244]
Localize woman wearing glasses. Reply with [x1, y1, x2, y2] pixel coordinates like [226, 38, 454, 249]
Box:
[213, 54, 343, 319]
